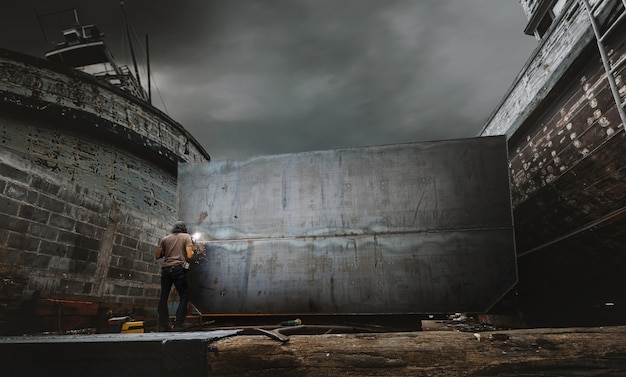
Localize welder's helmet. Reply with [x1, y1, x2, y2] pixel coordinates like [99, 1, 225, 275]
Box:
[172, 221, 188, 233]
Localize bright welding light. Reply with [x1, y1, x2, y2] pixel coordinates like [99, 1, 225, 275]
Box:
[192, 232, 203, 242]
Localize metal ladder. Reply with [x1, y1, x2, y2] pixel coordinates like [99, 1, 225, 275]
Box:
[579, 0, 626, 127]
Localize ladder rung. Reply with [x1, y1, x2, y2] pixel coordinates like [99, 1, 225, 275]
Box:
[599, 11, 626, 42]
[609, 56, 626, 74]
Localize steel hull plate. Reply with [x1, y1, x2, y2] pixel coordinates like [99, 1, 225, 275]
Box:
[179, 136, 516, 314]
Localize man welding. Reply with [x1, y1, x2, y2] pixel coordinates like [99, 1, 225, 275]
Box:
[155, 221, 194, 331]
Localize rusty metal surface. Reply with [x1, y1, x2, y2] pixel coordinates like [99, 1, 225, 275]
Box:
[483, 13, 626, 326]
[0, 330, 241, 377]
[180, 137, 516, 315]
[473, 0, 626, 327]
[506, 18, 626, 254]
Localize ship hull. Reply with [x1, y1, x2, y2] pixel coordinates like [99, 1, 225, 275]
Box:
[0, 48, 209, 334]
[482, 2, 626, 325]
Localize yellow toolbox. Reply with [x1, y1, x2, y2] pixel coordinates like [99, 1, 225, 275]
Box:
[107, 316, 145, 333]
[120, 321, 144, 333]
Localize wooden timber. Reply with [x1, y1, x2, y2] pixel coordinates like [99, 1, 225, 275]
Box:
[206, 324, 626, 376]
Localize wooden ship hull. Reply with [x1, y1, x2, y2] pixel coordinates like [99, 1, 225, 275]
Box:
[0, 47, 209, 334]
[481, 0, 626, 326]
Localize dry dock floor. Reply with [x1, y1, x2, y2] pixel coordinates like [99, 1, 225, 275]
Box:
[208, 322, 626, 376]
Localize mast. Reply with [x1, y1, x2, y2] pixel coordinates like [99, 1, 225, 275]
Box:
[120, 1, 142, 89]
[146, 34, 151, 104]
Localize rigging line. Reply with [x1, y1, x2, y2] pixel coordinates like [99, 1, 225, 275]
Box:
[116, 8, 169, 114]
[120, 1, 142, 89]
[151, 72, 170, 115]
[124, 21, 170, 114]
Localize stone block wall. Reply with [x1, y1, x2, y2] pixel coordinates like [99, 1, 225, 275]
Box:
[0, 48, 209, 333]
[0, 136, 174, 333]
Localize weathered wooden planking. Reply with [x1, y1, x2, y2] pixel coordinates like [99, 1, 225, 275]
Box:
[506, 16, 626, 253]
[0, 47, 208, 334]
[481, 0, 617, 139]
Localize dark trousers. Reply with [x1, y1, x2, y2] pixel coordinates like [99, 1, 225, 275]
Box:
[158, 264, 189, 328]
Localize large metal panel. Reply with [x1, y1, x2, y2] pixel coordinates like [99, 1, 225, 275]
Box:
[179, 136, 516, 314]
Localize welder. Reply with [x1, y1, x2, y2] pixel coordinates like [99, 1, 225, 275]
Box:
[155, 221, 194, 331]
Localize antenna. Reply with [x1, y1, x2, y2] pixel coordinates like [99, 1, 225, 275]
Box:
[35, 7, 81, 46]
[35, 9, 49, 45]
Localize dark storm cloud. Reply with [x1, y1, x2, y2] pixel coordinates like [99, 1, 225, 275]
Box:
[0, 1, 537, 160]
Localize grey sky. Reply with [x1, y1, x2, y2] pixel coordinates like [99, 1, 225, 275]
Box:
[1, 1, 537, 161]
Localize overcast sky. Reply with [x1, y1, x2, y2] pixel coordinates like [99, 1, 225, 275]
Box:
[1, 1, 537, 161]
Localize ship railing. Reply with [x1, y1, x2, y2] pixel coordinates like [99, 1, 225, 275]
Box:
[91, 65, 149, 101]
